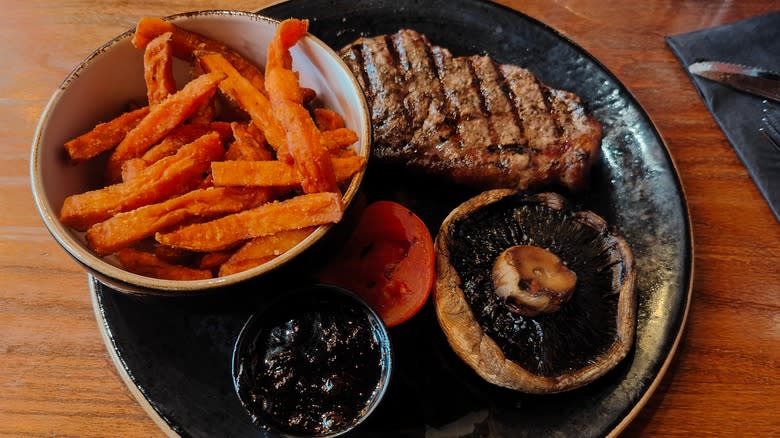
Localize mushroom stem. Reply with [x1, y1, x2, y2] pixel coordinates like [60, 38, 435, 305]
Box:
[492, 245, 576, 317]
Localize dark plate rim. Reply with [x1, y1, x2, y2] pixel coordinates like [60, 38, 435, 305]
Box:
[90, 277, 180, 438]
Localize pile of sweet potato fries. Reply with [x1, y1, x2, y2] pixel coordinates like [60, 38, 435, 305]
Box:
[59, 17, 365, 280]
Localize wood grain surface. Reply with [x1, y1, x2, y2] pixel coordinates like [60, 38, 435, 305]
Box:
[1, 1, 778, 436]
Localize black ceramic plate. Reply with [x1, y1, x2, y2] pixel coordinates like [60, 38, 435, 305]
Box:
[91, 1, 693, 437]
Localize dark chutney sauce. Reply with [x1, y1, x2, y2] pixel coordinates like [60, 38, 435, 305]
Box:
[233, 289, 389, 436]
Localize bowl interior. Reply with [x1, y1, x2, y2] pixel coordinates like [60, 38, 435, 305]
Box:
[31, 11, 370, 293]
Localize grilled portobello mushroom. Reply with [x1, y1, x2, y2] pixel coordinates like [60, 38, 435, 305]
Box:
[434, 190, 636, 393]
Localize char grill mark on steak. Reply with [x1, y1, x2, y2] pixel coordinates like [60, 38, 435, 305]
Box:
[469, 56, 527, 152]
[390, 30, 456, 157]
[353, 35, 411, 151]
[431, 47, 496, 161]
[494, 63, 527, 151]
[342, 44, 369, 106]
[464, 57, 498, 148]
[537, 77, 565, 138]
[499, 65, 561, 153]
[340, 29, 602, 191]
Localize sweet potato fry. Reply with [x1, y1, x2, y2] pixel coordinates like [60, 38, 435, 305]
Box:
[125, 123, 229, 181]
[199, 173, 215, 189]
[155, 192, 343, 252]
[61, 132, 224, 231]
[141, 122, 232, 165]
[265, 19, 309, 76]
[198, 249, 237, 270]
[144, 32, 176, 105]
[154, 245, 199, 266]
[267, 67, 338, 194]
[267, 63, 305, 103]
[197, 51, 287, 152]
[211, 155, 365, 188]
[189, 61, 218, 124]
[205, 121, 234, 139]
[313, 108, 345, 131]
[121, 158, 147, 182]
[86, 186, 272, 255]
[225, 122, 273, 161]
[320, 128, 358, 151]
[220, 255, 275, 276]
[212, 160, 294, 187]
[106, 71, 225, 182]
[301, 87, 317, 104]
[64, 107, 150, 161]
[116, 248, 212, 280]
[218, 227, 316, 276]
[133, 17, 265, 92]
[330, 148, 358, 159]
[263, 19, 311, 163]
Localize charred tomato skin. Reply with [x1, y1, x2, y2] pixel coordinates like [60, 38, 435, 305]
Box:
[318, 201, 436, 327]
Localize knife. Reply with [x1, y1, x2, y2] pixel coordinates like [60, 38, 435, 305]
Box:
[688, 61, 780, 103]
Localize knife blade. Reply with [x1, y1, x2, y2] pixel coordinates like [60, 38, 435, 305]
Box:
[689, 61, 780, 103]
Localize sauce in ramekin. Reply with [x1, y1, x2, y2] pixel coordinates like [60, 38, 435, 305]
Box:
[233, 285, 391, 436]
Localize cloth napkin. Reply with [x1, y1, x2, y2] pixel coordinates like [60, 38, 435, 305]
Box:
[666, 11, 780, 221]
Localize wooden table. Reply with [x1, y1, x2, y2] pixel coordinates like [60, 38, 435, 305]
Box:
[2, 1, 778, 436]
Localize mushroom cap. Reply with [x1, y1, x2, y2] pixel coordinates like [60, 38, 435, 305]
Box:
[434, 189, 636, 393]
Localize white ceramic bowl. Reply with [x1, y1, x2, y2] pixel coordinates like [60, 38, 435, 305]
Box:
[31, 10, 370, 295]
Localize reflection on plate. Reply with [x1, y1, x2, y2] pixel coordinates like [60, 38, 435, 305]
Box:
[91, 1, 692, 437]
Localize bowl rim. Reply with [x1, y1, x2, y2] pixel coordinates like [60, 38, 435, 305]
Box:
[30, 10, 371, 294]
[230, 284, 394, 437]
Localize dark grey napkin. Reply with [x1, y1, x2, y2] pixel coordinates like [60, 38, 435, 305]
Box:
[666, 11, 780, 221]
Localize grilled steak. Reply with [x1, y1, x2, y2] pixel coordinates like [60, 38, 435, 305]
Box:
[340, 29, 602, 191]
